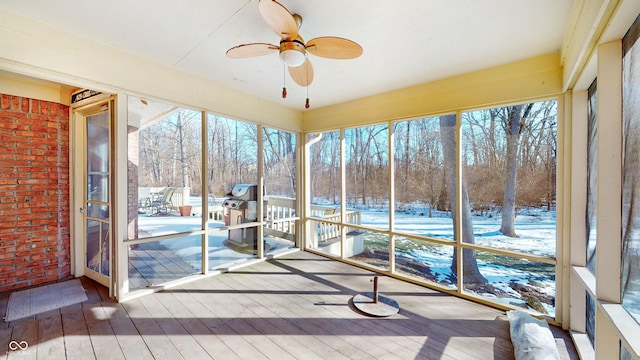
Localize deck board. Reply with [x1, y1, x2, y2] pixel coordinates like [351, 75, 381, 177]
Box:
[0, 250, 579, 359]
[36, 313, 66, 360]
[60, 306, 95, 360]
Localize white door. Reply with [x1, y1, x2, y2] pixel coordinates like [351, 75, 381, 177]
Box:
[74, 101, 112, 288]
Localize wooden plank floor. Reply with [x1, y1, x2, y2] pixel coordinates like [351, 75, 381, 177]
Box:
[0, 251, 578, 359]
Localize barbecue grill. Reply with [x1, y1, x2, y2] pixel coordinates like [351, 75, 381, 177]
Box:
[223, 184, 262, 249]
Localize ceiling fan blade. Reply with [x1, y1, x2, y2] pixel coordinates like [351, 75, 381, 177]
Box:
[306, 37, 363, 59]
[288, 58, 314, 86]
[226, 43, 279, 58]
[258, 0, 298, 40]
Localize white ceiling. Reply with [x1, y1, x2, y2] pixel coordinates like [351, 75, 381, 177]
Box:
[0, 0, 573, 110]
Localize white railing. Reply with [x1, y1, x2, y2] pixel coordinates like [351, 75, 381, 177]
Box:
[310, 207, 361, 243]
[307, 205, 363, 256]
[263, 197, 361, 239]
[208, 197, 225, 220]
[265, 196, 297, 236]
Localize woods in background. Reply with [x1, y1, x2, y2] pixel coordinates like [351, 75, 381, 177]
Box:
[310, 100, 557, 237]
[137, 112, 296, 198]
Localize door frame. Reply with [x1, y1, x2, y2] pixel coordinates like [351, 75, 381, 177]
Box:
[70, 92, 116, 292]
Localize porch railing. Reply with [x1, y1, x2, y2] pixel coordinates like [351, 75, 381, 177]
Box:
[263, 197, 361, 241]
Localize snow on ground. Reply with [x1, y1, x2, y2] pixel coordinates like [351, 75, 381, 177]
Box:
[358, 205, 558, 315]
[363, 206, 557, 256]
[137, 203, 294, 271]
[139, 198, 558, 315]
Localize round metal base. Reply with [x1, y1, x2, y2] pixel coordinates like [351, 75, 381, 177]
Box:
[352, 292, 399, 317]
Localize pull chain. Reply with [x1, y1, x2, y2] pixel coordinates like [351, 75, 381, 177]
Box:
[282, 62, 287, 98]
[305, 60, 310, 109]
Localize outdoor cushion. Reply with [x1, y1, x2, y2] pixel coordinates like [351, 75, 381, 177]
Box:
[507, 310, 560, 360]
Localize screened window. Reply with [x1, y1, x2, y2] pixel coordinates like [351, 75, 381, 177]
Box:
[586, 79, 598, 344]
[344, 125, 390, 269]
[127, 97, 203, 239]
[392, 116, 456, 288]
[305, 105, 557, 315]
[206, 114, 258, 266]
[263, 127, 298, 253]
[587, 80, 598, 275]
[459, 101, 558, 315]
[126, 96, 204, 289]
[307, 131, 341, 256]
[621, 13, 640, 325]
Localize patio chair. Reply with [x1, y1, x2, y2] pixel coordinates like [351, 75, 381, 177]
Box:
[138, 187, 151, 213]
[149, 187, 175, 215]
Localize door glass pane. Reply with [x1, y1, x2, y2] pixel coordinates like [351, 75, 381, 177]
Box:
[86, 111, 109, 203]
[87, 203, 109, 220]
[86, 219, 100, 271]
[85, 220, 109, 276]
[85, 109, 110, 278]
[100, 222, 110, 276]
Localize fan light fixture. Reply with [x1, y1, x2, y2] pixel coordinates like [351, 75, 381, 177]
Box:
[279, 40, 306, 67]
[226, 0, 363, 109]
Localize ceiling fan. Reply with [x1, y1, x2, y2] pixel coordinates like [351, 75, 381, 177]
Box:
[226, 0, 363, 108]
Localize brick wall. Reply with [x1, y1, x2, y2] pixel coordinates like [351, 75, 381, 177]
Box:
[0, 93, 71, 292]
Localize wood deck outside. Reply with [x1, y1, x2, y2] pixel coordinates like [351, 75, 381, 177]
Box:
[0, 251, 578, 359]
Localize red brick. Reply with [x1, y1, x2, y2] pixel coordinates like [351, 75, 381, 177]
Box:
[10, 96, 20, 110]
[0, 256, 29, 265]
[0, 93, 70, 292]
[0, 265, 16, 273]
[1, 94, 9, 109]
[32, 276, 59, 285]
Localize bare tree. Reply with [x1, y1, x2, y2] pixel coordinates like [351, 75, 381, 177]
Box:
[440, 114, 487, 285]
[264, 128, 296, 196]
[499, 104, 533, 237]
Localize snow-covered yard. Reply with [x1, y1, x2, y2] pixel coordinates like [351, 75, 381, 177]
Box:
[136, 200, 561, 314]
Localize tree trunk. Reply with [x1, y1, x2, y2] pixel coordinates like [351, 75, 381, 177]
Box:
[403, 122, 411, 204]
[440, 114, 487, 285]
[500, 104, 532, 237]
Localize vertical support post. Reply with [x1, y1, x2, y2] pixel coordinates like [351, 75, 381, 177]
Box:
[201, 111, 209, 274]
[373, 276, 379, 303]
[388, 122, 395, 274]
[257, 124, 264, 259]
[595, 39, 622, 360]
[340, 128, 347, 259]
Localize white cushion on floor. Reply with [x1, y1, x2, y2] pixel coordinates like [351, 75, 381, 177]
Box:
[507, 310, 560, 360]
